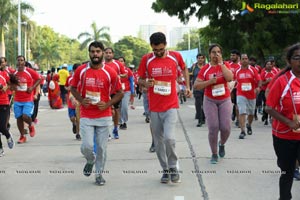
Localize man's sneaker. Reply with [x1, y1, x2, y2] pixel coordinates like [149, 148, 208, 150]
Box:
[29, 125, 36, 137]
[72, 124, 77, 134]
[145, 117, 150, 123]
[95, 175, 106, 186]
[264, 120, 268, 126]
[7, 136, 14, 149]
[0, 148, 4, 157]
[239, 131, 246, 139]
[149, 144, 155, 153]
[83, 162, 94, 177]
[108, 134, 112, 141]
[218, 142, 225, 158]
[75, 134, 81, 140]
[160, 169, 170, 183]
[196, 120, 202, 127]
[113, 128, 119, 139]
[120, 123, 127, 130]
[17, 135, 27, 144]
[294, 168, 300, 181]
[170, 168, 181, 183]
[246, 124, 252, 135]
[210, 154, 218, 164]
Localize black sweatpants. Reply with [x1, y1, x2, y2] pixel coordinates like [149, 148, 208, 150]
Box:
[273, 135, 300, 200]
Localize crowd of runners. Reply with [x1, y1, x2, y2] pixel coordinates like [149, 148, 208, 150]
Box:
[0, 32, 299, 200]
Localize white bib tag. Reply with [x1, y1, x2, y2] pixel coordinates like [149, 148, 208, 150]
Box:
[212, 84, 225, 97]
[86, 90, 101, 105]
[17, 83, 28, 91]
[153, 81, 171, 96]
[241, 83, 252, 91]
[121, 83, 125, 90]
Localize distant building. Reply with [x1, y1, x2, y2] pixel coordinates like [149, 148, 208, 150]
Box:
[138, 25, 167, 43]
[169, 27, 194, 48]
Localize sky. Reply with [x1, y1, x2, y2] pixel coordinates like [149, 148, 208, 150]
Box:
[24, 0, 208, 42]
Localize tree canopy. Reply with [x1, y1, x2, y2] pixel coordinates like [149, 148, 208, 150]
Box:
[152, 0, 300, 66]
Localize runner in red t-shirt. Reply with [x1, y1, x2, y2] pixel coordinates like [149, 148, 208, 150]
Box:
[13, 56, 41, 144]
[266, 43, 300, 200]
[104, 47, 127, 139]
[229, 50, 241, 127]
[65, 63, 81, 140]
[70, 41, 123, 186]
[138, 32, 191, 183]
[234, 54, 261, 139]
[118, 57, 135, 130]
[194, 44, 233, 164]
[0, 70, 18, 155]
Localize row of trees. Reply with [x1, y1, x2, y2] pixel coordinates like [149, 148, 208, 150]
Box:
[2, 0, 299, 70]
[0, 0, 151, 71]
[153, 0, 300, 67]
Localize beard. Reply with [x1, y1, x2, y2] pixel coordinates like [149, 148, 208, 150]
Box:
[90, 55, 103, 65]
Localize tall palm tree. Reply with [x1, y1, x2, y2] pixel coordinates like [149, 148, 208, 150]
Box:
[77, 22, 112, 50]
[38, 40, 61, 70]
[0, 0, 34, 57]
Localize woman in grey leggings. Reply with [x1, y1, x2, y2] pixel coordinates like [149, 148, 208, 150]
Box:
[194, 44, 233, 164]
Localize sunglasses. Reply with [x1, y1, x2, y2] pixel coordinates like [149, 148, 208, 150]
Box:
[291, 55, 300, 61]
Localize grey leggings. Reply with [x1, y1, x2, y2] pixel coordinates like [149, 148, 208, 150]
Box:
[203, 96, 232, 154]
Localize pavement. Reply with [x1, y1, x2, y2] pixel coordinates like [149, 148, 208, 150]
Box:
[0, 95, 299, 200]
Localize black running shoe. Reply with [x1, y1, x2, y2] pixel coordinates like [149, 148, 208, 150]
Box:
[170, 168, 181, 183]
[95, 175, 106, 186]
[83, 162, 94, 177]
[239, 131, 246, 139]
[246, 124, 252, 135]
[160, 170, 170, 183]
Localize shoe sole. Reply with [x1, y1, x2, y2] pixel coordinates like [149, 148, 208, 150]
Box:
[160, 180, 169, 184]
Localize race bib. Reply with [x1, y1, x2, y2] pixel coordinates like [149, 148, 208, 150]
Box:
[122, 83, 125, 90]
[293, 114, 300, 133]
[86, 90, 101, 105]
[212, 84, 225, 97]
[153, 81, 171, 96]
[241, 83, 252, 91]
[17, 83, 27, 91]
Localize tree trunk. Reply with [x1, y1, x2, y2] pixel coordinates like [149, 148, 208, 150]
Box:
[0, 28, 6, 57]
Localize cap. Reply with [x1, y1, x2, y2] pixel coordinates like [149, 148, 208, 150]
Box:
[62, 64, 68, 68]
[268, 56, 275, 61]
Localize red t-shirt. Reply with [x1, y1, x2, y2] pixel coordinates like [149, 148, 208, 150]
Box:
[3, 67, 15, 96]
[71, 63, 122, 118]
[267, 70, 300, 140]
[104, 59, 126, 75]
[65, 75, 76, 109]
[14, 67, 40, 102]
[120, 67, 133, 92]
[138, 51, 185, 112]
[234, 66, 261, 99]
[197, 63, 231, 100]
[0, 72, 9, 105]
[229, 62, 241, 73]
[260, 68, 277, 91]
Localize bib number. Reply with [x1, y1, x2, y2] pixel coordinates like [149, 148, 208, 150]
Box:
[86, 90, 101, 105]
[212, 84, 225, 97]
[241, 83, 252, 91]
[153, 81, 171, 96]
[17, 83, 28, 91]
